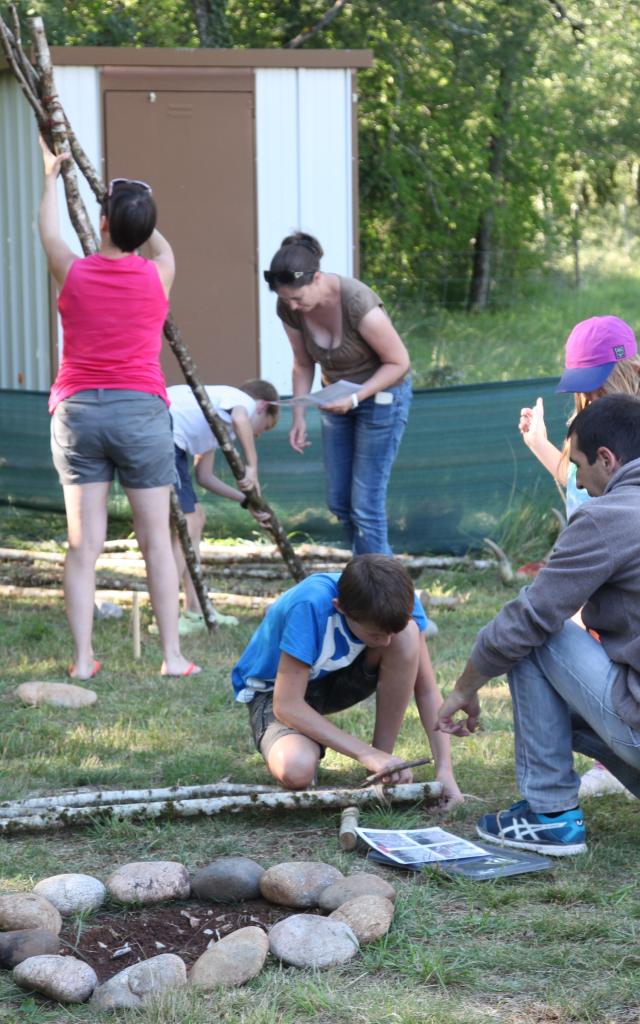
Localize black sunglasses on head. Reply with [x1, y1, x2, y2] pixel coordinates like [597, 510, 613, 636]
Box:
[108, 178, 153, 196]
[263, 269, 312, 286]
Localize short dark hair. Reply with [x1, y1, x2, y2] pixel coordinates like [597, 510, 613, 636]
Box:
[568, 394, 640, 464]
[337, 554, 415, 634]
[240, 379, 280, 425]
[100, 185, 157, 253]
[264, 232, 323, 292]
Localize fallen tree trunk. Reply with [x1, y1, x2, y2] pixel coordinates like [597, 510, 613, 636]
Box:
[0, 782, 442, 833]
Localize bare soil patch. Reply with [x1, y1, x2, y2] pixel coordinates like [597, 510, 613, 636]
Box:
[59, 899, 316, 983]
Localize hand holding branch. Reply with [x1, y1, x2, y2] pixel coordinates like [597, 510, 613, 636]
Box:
[38, 134, 70, 177]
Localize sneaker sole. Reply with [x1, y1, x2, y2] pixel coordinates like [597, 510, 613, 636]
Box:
[476, 824, 587, 857]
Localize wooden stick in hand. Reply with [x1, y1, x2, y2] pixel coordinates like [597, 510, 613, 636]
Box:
[359, 756, 432, 789]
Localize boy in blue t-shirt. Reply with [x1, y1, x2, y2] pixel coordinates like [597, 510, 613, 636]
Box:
[232, 554, 462, 807]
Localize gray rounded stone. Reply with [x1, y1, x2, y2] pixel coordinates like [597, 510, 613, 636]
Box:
[0, 929, 60, 968]
[318, 872, 397, 911]
[260, 861, 343, 908]
[13, 954, 97, 1003]
[0, 892, 62, 935]
[189, 926, 269, 989]
[269, 914, 359, 968]
[329, 895, 395, 943]
[15, 682, 97, 708]
[90, 954, 187, 1010]
[191, 856, 265, 903]
[33, 873, 106, 916]
[106, 861, 190, 905]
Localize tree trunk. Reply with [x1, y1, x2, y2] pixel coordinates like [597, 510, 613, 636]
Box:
[467, 62, 514, 312]
[190, 0, 232, 47]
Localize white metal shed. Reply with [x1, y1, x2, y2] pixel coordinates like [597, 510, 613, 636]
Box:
[0, 46, 372, 395]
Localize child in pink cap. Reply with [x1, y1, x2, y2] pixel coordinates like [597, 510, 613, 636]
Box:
[519, 315, 640, 798]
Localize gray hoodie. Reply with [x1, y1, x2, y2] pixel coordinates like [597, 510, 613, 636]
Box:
[471, 456, 640, 729]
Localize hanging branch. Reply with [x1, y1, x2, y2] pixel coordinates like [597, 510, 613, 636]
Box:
[285, 0, 350, 49]
[1, 10, 306, 597]
[169, 488, 217, 631]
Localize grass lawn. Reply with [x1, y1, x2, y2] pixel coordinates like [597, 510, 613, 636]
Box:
[1, 542, 639, 1024]
[398, 242, 640, 388]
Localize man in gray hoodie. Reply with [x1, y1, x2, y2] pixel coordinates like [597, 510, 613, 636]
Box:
[438, 395, 640, 856]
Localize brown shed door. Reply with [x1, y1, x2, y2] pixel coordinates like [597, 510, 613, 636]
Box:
[104, 78, 257, 386]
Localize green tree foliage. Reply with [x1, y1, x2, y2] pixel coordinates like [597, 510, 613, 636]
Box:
[11, 0, 640, 303]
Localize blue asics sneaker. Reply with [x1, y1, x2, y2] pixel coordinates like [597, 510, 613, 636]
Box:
[476, 800, 587, 856]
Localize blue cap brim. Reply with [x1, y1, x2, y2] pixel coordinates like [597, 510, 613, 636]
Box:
[555, 362, 616, 393]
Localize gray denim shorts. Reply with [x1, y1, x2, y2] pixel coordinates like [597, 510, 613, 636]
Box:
[51, 389, 176, 489]
[248, 650, 379, 760]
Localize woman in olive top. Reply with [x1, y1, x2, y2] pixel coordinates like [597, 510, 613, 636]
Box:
[265, 232, 411, 555]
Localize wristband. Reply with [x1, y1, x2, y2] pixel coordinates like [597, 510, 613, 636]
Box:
[351, 393, 359, 409]
[240, 496, 250, 509]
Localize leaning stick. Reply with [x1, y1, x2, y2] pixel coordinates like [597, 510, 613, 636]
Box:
[359, 756, 433, 788]
[0, 782, 280, 820]
[0, 782, 443, 834]
[169, 489, 217, 632]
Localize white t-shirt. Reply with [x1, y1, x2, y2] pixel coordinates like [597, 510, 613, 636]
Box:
[168, 385, 256, 456]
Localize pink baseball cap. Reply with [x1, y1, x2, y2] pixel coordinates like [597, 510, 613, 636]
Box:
[556, 316, 637, 393]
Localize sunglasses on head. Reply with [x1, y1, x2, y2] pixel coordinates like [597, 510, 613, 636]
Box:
[263, 269, 312, 287]
[108, 178, 153, 197]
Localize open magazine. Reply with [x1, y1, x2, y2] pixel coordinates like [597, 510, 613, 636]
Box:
[355, 826, 487, 866]
[276, 379, 361, 407]
[357, 826, 553, 879]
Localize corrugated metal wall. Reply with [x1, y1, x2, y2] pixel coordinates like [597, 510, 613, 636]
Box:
[0, 67, 101, 391]
[255, 68, 354, 394]
[0, 73, 49, 390]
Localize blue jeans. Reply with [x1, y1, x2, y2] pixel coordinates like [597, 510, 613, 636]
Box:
[320, 376, 412, 554]
[507, 621, 640, 812]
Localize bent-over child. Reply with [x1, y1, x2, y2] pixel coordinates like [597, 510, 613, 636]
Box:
[231, 553, 463, 807]
[169, 380, 279, 632]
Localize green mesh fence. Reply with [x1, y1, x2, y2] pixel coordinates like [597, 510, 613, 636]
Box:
[0, 381, 574, 554]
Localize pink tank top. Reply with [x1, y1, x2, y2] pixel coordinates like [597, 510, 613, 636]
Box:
[49, 253, 170, 413]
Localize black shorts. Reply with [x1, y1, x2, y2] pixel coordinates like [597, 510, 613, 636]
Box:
[248, 650, 379, 760]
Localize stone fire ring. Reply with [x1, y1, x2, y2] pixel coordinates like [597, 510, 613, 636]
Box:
[0, 857, 397, 1010]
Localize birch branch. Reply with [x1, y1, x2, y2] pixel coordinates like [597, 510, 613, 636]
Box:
[0, 782, 280, 820]
[0, 782, 443, 834]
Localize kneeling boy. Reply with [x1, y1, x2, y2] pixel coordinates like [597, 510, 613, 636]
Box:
[232, 554, 462, 806]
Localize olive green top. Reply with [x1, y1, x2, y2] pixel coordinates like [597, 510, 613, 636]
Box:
[277, 275, 385, 385]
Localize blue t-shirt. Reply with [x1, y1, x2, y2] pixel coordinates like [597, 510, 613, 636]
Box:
[566, 462, 591, 520]
[231, 572, 428, 703]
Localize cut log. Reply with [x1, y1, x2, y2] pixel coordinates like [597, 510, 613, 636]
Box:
[339, 806, 360, 851]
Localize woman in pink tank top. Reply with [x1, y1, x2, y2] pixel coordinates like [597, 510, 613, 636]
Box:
[39, 137, 200, 680]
